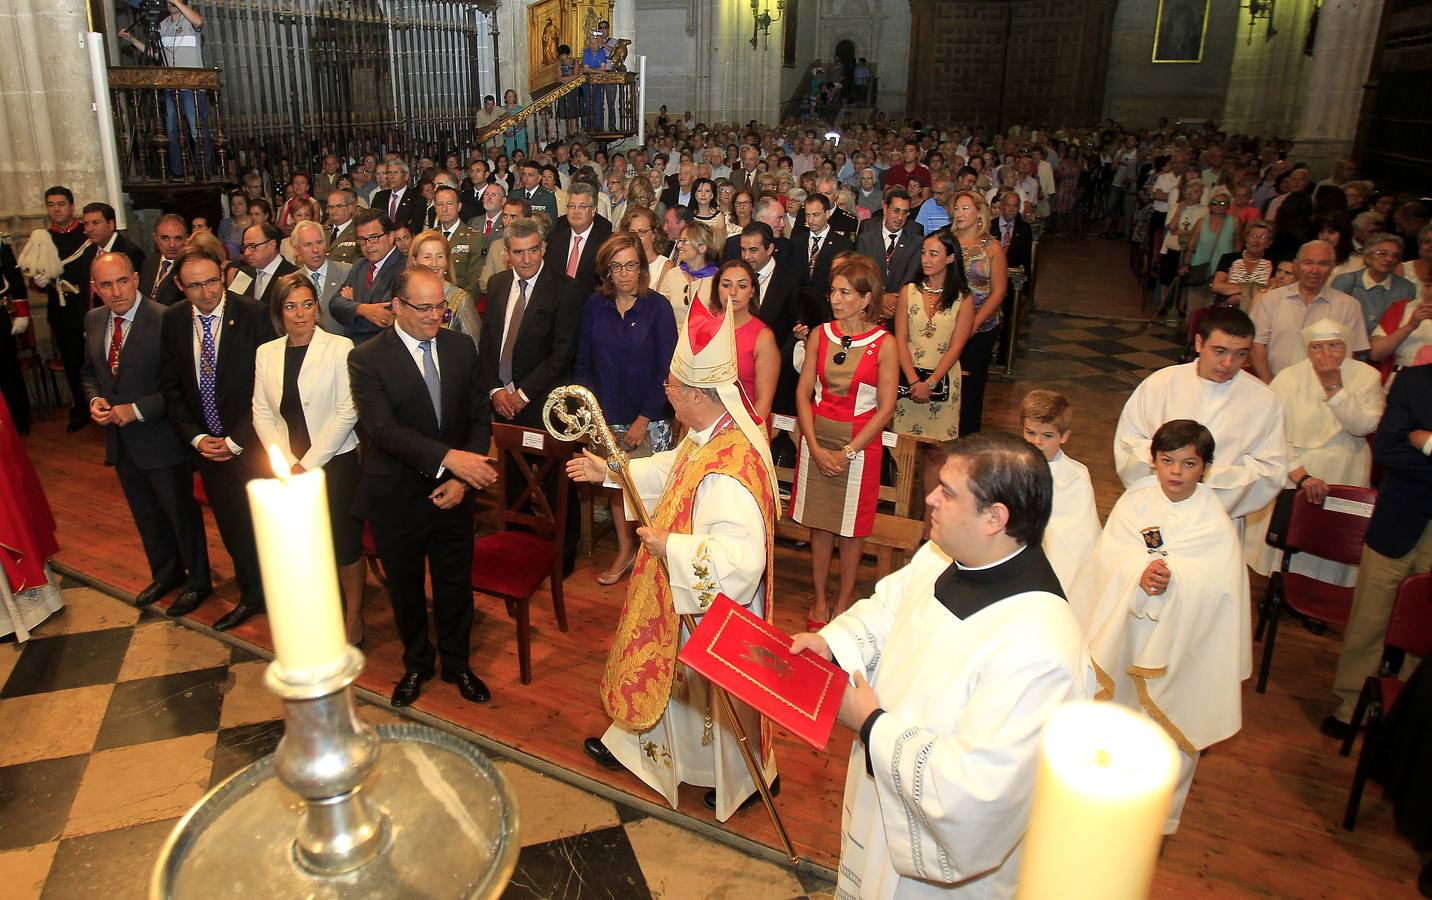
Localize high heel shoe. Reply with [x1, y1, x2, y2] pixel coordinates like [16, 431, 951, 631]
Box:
[806, 617, 829, 633]
[597, 553, 637, 586]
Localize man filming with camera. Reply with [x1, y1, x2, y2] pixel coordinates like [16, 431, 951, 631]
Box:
[119, 1, 211, 177]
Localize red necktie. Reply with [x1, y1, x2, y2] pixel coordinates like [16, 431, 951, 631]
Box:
[566, 235, 583, 278]
[108, 317, 124, 374]
[366, 265, 377, 288]
[484, 218, 493, 236]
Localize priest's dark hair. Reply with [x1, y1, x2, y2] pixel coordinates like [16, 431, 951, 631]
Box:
[1150, 419, 1216, 465]
[946, 432, 1052, 546]
[1198, 306, 1254, 340]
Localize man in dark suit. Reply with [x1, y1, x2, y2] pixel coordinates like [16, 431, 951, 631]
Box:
[136, 214, 188, 306]
[542, 182, 613, 301]
[739, 223, 804, 418]
[790, 193, 855, 325]
[80, 202, 147, 274]
[480, 217, 585, 571]
[158, 244, 272, 631]
[371, 159, 425, 236]
[235, 222, 297, 307]
[83, 252, 210, 611]
[513, 160, 559, 223]
[856, 187, 924, 295]
[790, 176, 859, 240]
[459, 158, 492, 223]
[990, 189, 1034, 272]
[658, 161, 696, 211]
[349, 268, 497, 707]
[332, 208, 404, 344]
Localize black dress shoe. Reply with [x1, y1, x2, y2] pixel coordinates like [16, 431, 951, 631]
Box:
[391, 669, 435, 707]
[166, 587, 213, 618]
[1320, 715, 1354, 741]
[213, 601, 265, 632]
[704, 776, 781, 812]
[441, 669, 491, 703]
[66, 415, 89, 433]
[583, 736, 621, 769]
[135, 577, 186, 607]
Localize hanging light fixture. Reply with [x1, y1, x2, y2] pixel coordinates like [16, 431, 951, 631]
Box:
[750, 0, 786, 50]
[1245, 0, 1277, 44]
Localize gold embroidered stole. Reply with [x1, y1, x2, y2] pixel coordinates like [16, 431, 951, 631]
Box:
[600, 426, 777, 733]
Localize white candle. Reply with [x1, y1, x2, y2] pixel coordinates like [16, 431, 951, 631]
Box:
[245, 445, 349, 680]
[1016, 701, 1178, 900]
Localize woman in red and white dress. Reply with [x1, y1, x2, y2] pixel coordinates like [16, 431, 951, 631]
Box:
[0, 395, 63, 641]
[791, 255, 898, 628]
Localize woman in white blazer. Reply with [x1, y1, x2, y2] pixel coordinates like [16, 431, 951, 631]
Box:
[253, 273, 366, 644]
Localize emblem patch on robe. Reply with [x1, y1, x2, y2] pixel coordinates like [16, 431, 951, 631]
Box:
[1140, 526, 1166, 555]
[691, 542, 718, 609]
[640, 738, 672, 768]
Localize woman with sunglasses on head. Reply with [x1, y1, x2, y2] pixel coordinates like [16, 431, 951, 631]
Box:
[573, 233, 679, 584]
[791, 254, 898, 629]
[1179, 184, 1239, 313]
[252, 273, 366, 644]
[950, 189, 1007, 436]
[405, 230, 477, 347]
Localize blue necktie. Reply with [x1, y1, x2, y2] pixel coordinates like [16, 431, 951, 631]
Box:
[310, 270, 322, 293]
[199, 315, 223, 436]
[419, 339, 441, 427]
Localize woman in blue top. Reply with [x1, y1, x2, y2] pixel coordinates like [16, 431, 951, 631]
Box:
[573, 232, 678, 585]
[501, 88, 526, 157]
[581, 32, 610, 131]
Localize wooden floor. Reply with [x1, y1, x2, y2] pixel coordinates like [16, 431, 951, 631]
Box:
[23, 235, 1423, 896]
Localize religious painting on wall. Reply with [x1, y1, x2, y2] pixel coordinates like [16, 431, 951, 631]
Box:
[1151, 0, 1210, 63]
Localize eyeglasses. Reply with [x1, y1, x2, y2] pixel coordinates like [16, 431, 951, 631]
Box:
[607, 261, 642, 274]
[569, 203, 595, 211]
[239, 239, 275, 252]
[832, 334, 854, 365]
[183, 276, 225, 293]
[356, 232, 390, 245]
[397, 297, 450, 315]
[1209, 200, 1230, 207]
[629, 226, 653, 237]
[1369, 248, 1402, 259]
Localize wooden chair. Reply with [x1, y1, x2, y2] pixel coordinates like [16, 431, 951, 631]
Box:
[1255, 484, 1377, 694]
[1341, 573, 1432, 830]
[470, 423, 576, 684]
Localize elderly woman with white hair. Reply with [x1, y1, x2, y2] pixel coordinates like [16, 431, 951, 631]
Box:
[1246, 318, 1386, 585]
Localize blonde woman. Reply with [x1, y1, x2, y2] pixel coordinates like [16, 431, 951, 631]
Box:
[406, 230, 478, 346]
[950, 189, 1006, 435]
[620, 207, 674, 291]
[655, 220, 718, 319]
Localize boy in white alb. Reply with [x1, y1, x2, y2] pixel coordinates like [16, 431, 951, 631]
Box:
[1021, 390, 1101, 593]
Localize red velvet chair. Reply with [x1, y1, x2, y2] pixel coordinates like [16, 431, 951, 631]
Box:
[361, 521, 385, 585]
[1255, 484, 1378, 694]
[192, 472, 209, 507]
[470, 423, 576, 684]
[1341, 573, 1432, 830]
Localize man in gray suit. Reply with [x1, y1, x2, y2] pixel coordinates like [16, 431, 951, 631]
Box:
[292, 219, 352, 335]
[856, 186, 924, 302]
[82, 252, 211, 610]
[332, 208, 403, 344]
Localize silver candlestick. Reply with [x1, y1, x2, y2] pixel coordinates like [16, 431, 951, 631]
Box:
[152, 647, 519, 898]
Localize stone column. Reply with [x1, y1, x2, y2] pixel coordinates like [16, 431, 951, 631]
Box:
[1291, 0, 1385, 178]
[0, 0, 108, 233]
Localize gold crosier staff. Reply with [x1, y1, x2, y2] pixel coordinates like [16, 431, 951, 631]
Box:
[544, 384, 799, 864]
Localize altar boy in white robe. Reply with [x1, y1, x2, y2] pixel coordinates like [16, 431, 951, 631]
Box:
[1114, 306, 1287, 523]
[1070, 419, 1251, 835]
[566, 298, 782, 821]
[792, 433, 1092, 899]
[1021, 389, 1101, 592]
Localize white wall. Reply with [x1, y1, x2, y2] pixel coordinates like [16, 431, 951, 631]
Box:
[636, 0, 699, 118]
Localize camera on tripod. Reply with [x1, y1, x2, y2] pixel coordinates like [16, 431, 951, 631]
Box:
[126, 0, 172, 65]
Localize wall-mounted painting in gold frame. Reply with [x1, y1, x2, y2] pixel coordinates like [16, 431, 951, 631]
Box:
[528, 0, 617, 92]
[1151, 0, 1210, 63]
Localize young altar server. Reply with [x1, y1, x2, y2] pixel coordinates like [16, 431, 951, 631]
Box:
[792, 433, 1092, 898]
[1070, 419, 1251, 835]
[565, 297, 782, 821]
[1021, 389, 1101, 592]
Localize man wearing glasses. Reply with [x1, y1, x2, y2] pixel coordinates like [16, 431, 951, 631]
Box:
[236, 222, 295, 306]
[349, 268, 497, 707]
[325, 189, 361, 264]
[332, 209, 403, 345]
[158, 243, 272, 631]
[543, 181, 612, 301]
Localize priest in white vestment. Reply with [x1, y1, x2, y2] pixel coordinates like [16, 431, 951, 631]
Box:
[567, 296, 782, 821]
[792, 433, 1092, 899]
[1070, 420, 1251, 834]
[1245, 319, 1385, 585]
[1114, 306, 1287, 521]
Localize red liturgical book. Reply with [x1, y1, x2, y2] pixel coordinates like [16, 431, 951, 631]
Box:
[679, 594, 847, 750]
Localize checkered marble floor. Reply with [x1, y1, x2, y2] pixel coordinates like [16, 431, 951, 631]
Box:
[0, 585, 834, 899]
[1010, 312, 1186, 394]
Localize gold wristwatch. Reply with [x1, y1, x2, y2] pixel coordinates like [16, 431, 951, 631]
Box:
[841, 444, 857, 461]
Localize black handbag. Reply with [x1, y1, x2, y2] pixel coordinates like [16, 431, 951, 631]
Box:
[897, 367, 951, 403]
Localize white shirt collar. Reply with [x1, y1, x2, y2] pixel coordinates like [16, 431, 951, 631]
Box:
[571, 223, 594, 242]
[809, 226, 830, 243]
[376, 246, 399, 270]
[193, 298, 225, 322]
[306, 261, 327, 280]
[259, 255, 283, 277]
[114, 300, 141, 324]
[756, 256, 777, 283]
[954, 544, 1027, 571]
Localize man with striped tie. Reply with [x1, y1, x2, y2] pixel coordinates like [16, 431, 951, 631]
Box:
[158, 242, 271, 631]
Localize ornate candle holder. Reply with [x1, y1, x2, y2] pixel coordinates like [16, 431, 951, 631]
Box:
[151, 647, 519, 898]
